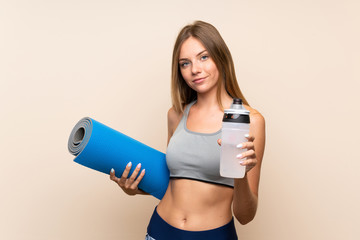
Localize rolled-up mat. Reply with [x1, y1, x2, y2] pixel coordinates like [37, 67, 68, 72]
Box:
[68, 117, 169, 200]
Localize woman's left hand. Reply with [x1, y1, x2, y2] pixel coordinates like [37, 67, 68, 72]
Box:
[217, 134, 257, 173]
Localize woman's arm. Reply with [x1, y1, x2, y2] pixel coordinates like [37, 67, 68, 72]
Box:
[232, 112, 266, 224]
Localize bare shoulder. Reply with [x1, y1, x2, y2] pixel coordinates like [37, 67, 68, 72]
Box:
[167, 107, 183, 138]
[167, 107, 183, 124]
[250, 108, 265, 126]
[245, 105, 265, 140]
[244, 105, 265, 133]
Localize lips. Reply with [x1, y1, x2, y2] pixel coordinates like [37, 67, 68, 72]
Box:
[193, 77, 207, 84]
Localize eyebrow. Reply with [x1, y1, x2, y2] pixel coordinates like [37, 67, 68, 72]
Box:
[179, 50, 208, 62]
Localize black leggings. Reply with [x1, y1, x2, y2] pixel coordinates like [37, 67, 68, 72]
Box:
[145, 207, 238, 240]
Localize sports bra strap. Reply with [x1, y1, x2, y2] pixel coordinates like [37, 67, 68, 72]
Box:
[184, 101, 196, 115]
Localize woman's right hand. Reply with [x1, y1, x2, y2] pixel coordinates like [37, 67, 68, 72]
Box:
[109, 162, 146, 196]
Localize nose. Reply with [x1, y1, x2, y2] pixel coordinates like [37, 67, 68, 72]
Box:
[191, 61, 201, 75]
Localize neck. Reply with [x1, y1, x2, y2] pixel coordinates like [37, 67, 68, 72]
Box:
[195, 82, 233, 110]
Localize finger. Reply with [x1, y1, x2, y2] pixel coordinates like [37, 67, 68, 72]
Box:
[110, 169, 123, 185]
[239, 158, 257, 167]
[245, 134, 255, 142]
[236, 149, 256, 159]
[119, 162, 132, 184]
[130, 169, 146, 190]
[127, 163, 142, 185]
[217, 139, 222, 146]
[237, 142, 254, 150]
[110, 168, 117, 181]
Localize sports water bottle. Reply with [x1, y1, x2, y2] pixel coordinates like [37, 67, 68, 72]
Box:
[220, 98, 250, 178]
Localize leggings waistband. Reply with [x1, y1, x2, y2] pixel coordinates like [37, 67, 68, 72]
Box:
[146, 207, 238, 240]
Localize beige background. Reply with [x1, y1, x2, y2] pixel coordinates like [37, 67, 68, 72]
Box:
[1, 0, 359, 239]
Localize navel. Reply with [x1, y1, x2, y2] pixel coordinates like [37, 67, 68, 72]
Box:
[180, 217, 187, 228]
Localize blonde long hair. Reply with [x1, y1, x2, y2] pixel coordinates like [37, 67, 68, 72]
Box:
[171, 21, 249, 113]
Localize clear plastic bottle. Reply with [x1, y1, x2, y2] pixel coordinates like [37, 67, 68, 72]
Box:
[220, 98, 250, 178]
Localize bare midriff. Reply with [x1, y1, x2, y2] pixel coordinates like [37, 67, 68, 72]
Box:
[156, 178, 234, 231]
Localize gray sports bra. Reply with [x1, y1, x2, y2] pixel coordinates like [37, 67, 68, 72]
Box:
[166, 101, 234, 188]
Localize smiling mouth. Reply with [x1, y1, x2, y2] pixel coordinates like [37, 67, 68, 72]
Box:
[193, 77, 207, 83]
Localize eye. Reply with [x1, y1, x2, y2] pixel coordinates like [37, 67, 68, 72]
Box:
[180, 61, 190, 68]
[200, 55, 209, 61]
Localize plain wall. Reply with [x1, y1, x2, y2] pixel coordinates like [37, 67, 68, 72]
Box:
[1, 0, 359, 239]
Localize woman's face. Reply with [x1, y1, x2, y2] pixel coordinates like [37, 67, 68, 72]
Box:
[178, 37, 220, 94]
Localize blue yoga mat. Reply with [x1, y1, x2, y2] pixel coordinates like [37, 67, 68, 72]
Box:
[68, 117, 169, 200]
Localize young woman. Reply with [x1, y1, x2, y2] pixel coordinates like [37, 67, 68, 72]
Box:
[110, 21, 266, 240]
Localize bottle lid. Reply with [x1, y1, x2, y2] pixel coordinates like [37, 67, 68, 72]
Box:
[233, 98, 242, 105]
[224, 98, 249, 114]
